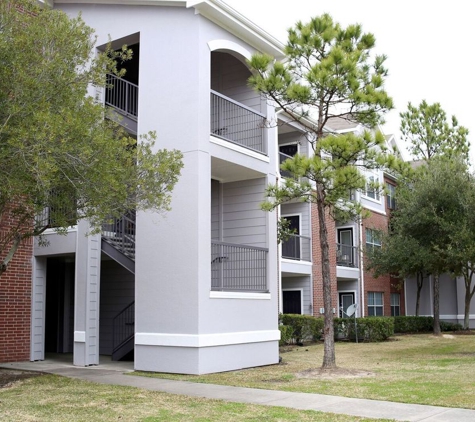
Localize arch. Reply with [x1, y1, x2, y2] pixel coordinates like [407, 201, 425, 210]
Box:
[208, 39, 253, 63]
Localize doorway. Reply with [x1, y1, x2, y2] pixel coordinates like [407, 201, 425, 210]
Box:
[283, 290, 302, 314]
[339, 292, 355, 318]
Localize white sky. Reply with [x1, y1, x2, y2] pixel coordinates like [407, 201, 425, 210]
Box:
[224, 0, 473, 161]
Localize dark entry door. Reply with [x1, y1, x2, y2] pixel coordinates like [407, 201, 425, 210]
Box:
[283, 290, 302, 314]
[339, 292, 355, 318]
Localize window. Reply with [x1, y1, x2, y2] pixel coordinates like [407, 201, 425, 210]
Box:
[279, 144, 298, 179]
[386, 183, 396, 210]
[368, 292, 383, 316]
[365, 174, 380, 201]
[365, 228, 381, 253]
[391, 293, 400, 316]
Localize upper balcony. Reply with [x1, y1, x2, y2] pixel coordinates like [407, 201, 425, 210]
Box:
[105, 74, 138, 135]
[336, 242, 359, 280]
[210, 90, 266, 155]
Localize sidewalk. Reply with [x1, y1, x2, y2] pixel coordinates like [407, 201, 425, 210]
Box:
[1, 358, 474, 422]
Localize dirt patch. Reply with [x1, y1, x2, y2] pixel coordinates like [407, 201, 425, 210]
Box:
[296, 367, 376, 380]
[0, 369, 42, 389]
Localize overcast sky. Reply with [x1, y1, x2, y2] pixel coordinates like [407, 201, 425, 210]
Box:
[224, 0, 473, 160]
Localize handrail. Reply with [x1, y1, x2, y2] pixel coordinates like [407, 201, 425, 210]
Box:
[211, 241, 268, 292]
[282, 234, 311, 261]
[102, 211, 136, 260]
[112, 301, 135, 354]
[210, 89, 266, 118]
[105, 74, 138, 120]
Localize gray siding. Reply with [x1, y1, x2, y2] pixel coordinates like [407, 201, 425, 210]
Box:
[211, 52, 262, 113]
[99, 260, 135, 355]
[282, 276, 312, 315]
[222, 178, 267, 247]
[211, 179, 220, 241]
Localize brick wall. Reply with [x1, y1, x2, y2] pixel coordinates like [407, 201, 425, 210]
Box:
[0, 212, 32, 363]
[311, 203, 337, 316]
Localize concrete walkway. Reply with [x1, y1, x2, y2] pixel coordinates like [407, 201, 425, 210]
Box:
[1, 358, 474, 422]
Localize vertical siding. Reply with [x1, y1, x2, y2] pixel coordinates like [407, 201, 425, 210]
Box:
[30, 257, 47, 361]
[211, 179, 220, 241]
[211, 52, 262, 113]
[222, 178, 267, 247]
[87, 235, 101, 364]
[282, 276, 312, 315]
[99, 260, 135, 355]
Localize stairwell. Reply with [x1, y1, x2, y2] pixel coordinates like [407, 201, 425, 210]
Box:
[102, 211, 136, 361]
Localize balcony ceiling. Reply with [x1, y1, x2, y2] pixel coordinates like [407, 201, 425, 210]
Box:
[211, 156, 264, 183]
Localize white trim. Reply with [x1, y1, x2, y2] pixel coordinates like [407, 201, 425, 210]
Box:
[210, 291, 271, 300]
[210, 136, 270, 162]
[208, 40, 252, 60]
[282, 288, 304, 314]
[281, 259, 312, 266]
[135, 330, 280, 347]
[42, 225, 78, 235]
[74, 331, 86, 343]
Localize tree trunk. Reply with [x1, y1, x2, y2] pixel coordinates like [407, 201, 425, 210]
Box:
[464, 286, 471, 330]
[433, 273, 441, 335]
[415, 272, 423, 317]
[316, 185, 336, 369]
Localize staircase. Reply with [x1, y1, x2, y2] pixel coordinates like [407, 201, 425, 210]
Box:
[101, 211, 136, 360]
[111, 301, 135, 361]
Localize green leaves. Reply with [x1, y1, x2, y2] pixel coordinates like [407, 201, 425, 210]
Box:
[400, 100, 470, 162]
[0, 0, 183, 266]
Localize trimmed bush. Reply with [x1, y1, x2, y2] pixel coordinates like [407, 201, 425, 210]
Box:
[394, 316, 433, 333]
[393, 316, 463, 333]
[335, 317, 394, 342]
[279, 324, 294, 346]
[279, 314, 324, 344]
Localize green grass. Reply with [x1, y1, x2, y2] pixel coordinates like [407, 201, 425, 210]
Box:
[0, 375, 391, 421]
[133, 334, 475, 409]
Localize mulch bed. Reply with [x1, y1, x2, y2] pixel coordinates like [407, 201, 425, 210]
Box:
[0, 369, 42, 389]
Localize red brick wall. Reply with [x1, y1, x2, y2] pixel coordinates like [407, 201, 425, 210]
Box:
[0, 212, 32, 363]
[312, 203, 337, 316]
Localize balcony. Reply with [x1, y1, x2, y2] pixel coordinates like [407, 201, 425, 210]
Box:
[279, 152, 294, 178]
[211, 241, 268, 292]
[210, 91, 266, 155]
[105, 74, 138, 134]
[336, 243, 358, 268]
[281, 234, 311, 261]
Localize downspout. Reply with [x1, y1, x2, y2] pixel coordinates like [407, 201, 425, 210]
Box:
[359, 217, 365, 317]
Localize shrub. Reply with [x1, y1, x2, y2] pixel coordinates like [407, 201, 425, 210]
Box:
[335, 317, 394, 342]
[394, 316, 433, 333]
[279, 324, 294, 346]
[279, 314, 324, 344]
[394, 316, 463, 333]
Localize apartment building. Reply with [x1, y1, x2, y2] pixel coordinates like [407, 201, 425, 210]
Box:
[1, 0, 289, 374]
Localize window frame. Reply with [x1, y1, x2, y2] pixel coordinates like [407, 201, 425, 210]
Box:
[367, 291, 384, 316]
[386, 182, 396, 210]
[365, 228, 382, 253]
[390, 292, 401, 316]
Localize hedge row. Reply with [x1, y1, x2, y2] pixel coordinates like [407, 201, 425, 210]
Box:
[279, 315, 462, 345]
[394, 316, 462, 333]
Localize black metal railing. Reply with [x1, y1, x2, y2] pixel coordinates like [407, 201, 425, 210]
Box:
[36, 189, 77, 229]
[210, 90, 266, 155]
[105, 74, 138, 120]
[211, 241, 268, 292]
[112, 301, 135, 354]
[336, 243, 358, 267]
[102, 211, 136, 260]
[282, 234, 311, 261]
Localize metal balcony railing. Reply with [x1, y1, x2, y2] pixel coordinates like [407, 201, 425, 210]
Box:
[336, 243, 358, 268]
[36, 189, 77, 229]
[105, 74, 138, 120]
[102, 211, 136, 260]
[211, 241, 268, 292]
[210, 90, 266, 155]
[282, 234, 311, 261]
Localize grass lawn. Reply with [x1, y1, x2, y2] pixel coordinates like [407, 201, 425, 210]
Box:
[134, 334, 475, 409]
[0, 374, 392, 421]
